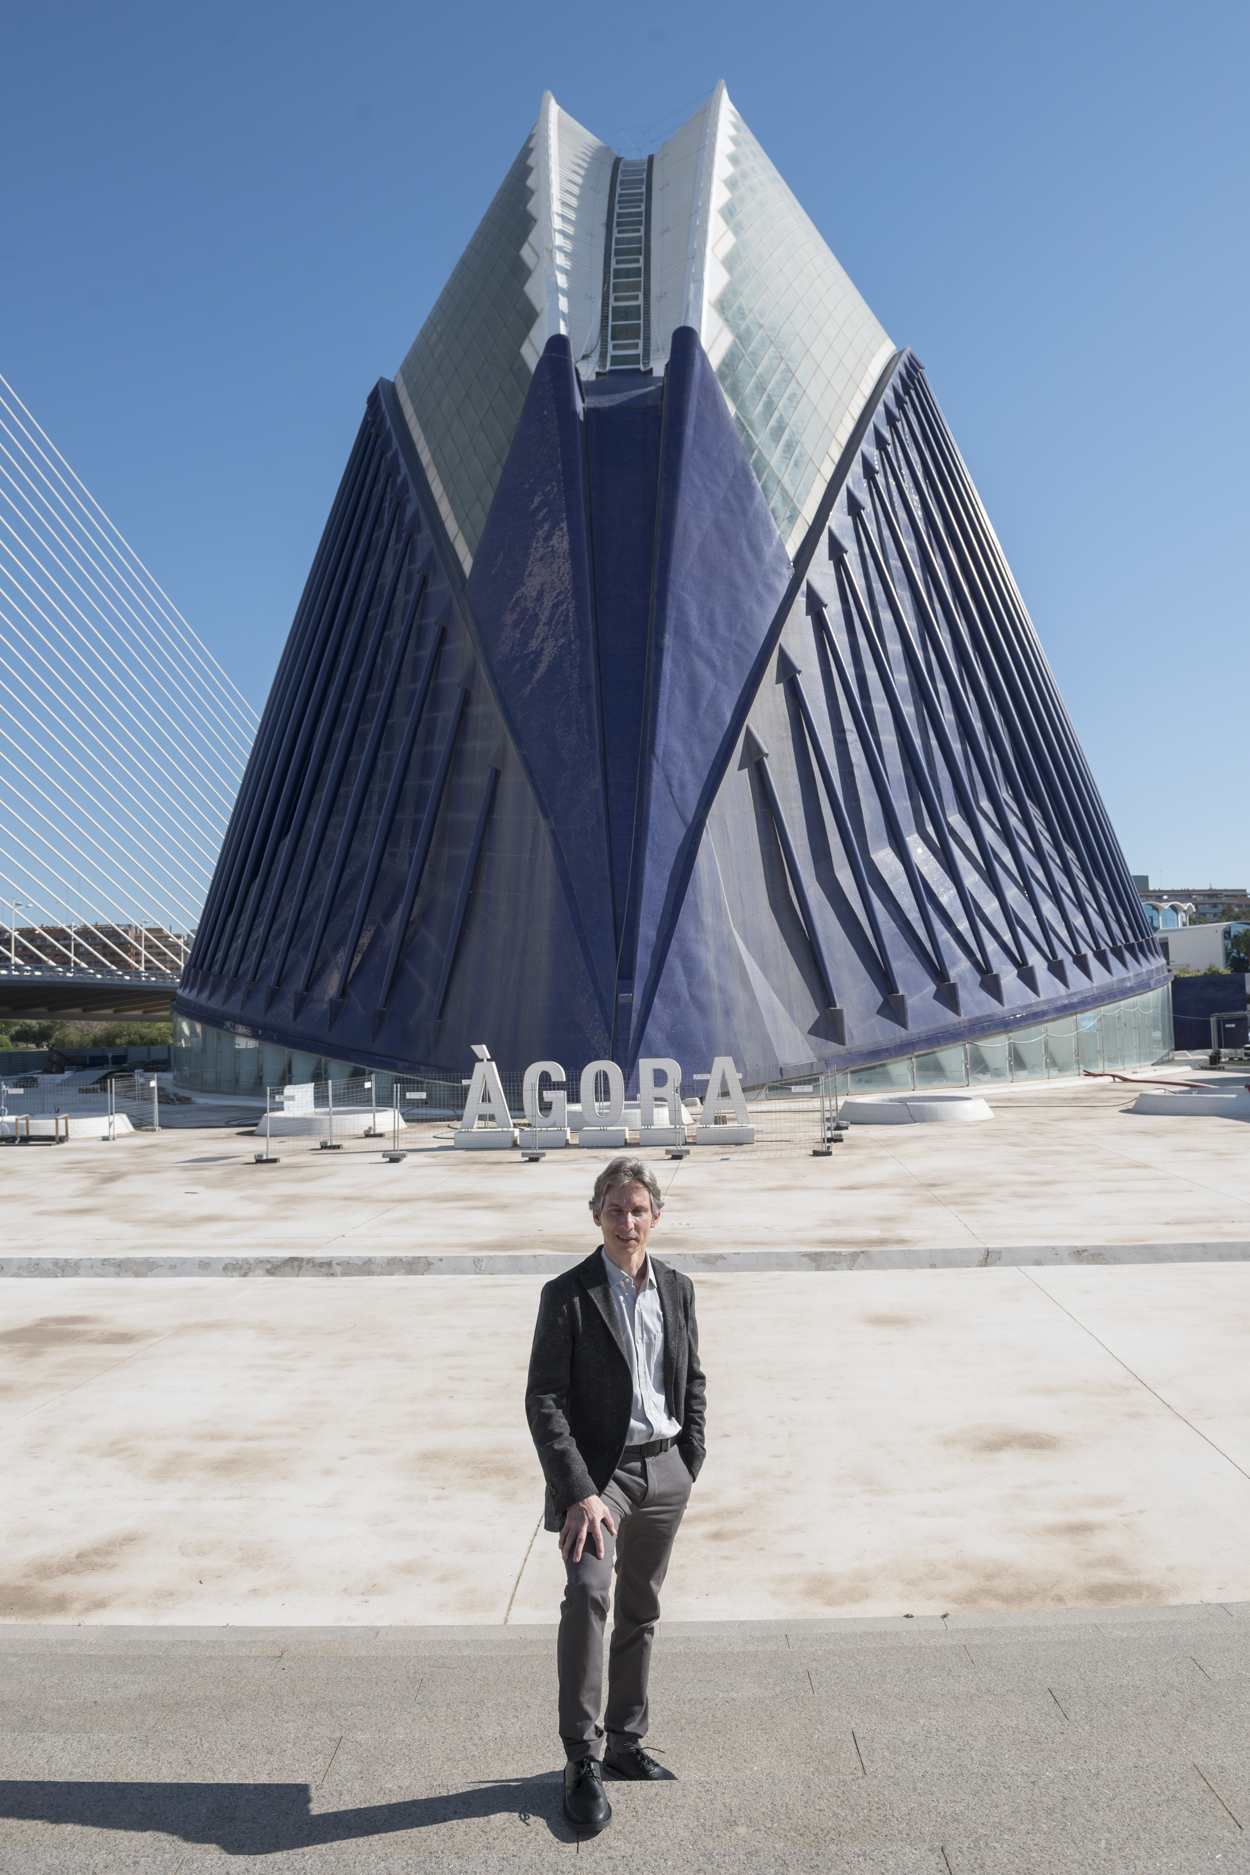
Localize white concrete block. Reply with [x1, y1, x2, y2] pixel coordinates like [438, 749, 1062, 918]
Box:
[1131, 1092, 1250, 1119]
[517, 1126, 570, 1150]
[567, 1100, 691, 1132]
[258, 1109, 405, 1139]
[577, 1127, 627, 1148]
[0, 1113, 134, 1141]
[841, 1095, 993, 1126]
[452, 1127, 517, 1150]
[695, 1124, 755, 1145]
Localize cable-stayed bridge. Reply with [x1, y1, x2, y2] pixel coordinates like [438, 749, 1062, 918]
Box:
[0, 374, 258, 1019]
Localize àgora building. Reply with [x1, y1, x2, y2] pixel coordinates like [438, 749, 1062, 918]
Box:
[176, 85, 1169, 1093]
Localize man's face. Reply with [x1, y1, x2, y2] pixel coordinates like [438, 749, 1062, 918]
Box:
[596, 1180, 659, 1262]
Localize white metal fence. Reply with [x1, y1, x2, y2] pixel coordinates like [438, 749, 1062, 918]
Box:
[0, 1068, 188, 1137]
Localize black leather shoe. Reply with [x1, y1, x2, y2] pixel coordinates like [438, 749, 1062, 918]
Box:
[604, 1740, 670, 1779]
[563, 1756, 611, 1833]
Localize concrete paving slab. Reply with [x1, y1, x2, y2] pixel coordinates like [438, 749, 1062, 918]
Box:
[946, 1814, 1250, 1875]
[0, 1731, 336, 1786]
[834, 1748, 1239, 1853]
[177, 1853, 576, 1875]
[0, 1626, 315, 1656]
[0, 1648, 286, 1697]
[186, 1850, 949, 1875]
[1052, 1676, 1250, 1738]
[803, 1647, 983, 1699]
[6, 1262, 1250, 1624]
[960, 1636, 1220, 1687]
[0, 1839, 194, 1874]
[854, 1715, 1221, 1787]
[1186, 1756, 1250, 1832]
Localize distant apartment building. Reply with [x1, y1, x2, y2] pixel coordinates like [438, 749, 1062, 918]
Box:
[1133, 876, 1250, 928]
[1141, 899, 1194, 932]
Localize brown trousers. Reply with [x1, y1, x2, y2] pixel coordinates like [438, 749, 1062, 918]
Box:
[557, 1444, 693, 1760]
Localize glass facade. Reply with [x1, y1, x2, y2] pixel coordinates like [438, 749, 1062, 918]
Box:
[395, 140, 538, 568]
[172, 1015, 368, 1093]
[709, 107, 893, 552]
[832, 986, 1172, 1097]
[176, 985, 1173, 1099]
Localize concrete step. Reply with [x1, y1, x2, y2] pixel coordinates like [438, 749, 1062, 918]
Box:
[3, 1615, 1250, 1872]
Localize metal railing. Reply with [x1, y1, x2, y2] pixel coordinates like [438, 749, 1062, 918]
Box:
[0, 1068, 181, 1137]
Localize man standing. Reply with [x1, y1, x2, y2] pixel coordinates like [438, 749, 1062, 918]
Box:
[525, 1157, 707, 1835]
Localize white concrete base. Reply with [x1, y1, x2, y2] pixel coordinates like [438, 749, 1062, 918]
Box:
[256, 1109, 405, 1139]
[566, 1101, 692, 1132]
[1131, 1091, 1250, 1120]
[516, 1126, 570, 1150]
[1, 1112, 134, 1140]
[578, 1127, 627, 1148]
[842, 1094, 993, 1126]
[695, 1124, 755, 1145]
[638, 1125, 684, 1146]
[452, 1127, 517, 1149]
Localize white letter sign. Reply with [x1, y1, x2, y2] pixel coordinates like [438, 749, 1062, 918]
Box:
[453, 1048, 755, 1150]
[519, 1060, 570, 1149]
[696, 1055, 754, 1144]
[638, 1056, 683, 1145]
[578, 1058, 626, 1146]
[523, 1060, 567, 1127]
[453, 1057, 515, 1147]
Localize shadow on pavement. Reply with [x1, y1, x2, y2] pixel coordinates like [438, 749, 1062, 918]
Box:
[0, 1772, 577, 1850]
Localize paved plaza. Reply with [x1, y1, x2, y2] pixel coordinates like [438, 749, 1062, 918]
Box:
[2, 1072, 1248, 1267]
[3, 1073, 1249, 1868]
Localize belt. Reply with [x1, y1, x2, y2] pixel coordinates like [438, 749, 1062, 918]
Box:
[622, 1436, 675, 1459]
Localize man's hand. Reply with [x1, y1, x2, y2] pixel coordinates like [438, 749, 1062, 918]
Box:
[559, 1494, 618, 1564]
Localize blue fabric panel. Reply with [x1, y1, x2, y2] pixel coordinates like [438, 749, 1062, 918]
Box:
[465, 336, 616, 1025]
[582, 370, 663, 929]
[636, 349, 1168, 1081]
[178, 380, 613, 1078]
[622, 326, 794, 1060]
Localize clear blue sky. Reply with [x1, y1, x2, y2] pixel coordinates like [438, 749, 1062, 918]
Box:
[4, 0, 1247, 885]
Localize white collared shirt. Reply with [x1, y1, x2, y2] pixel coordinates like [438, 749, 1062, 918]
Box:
[600, 1245, 683, 1443]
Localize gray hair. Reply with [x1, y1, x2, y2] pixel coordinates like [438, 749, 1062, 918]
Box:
[589, 1157, 663, 1219]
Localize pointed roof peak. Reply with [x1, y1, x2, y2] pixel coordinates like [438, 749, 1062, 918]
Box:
[399, 83, 893, 569]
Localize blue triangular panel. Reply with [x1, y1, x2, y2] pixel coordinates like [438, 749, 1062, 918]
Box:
[623, 327, 794, 1061]
[466, 337, 617, 1024]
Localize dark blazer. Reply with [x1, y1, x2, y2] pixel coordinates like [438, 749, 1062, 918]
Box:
[525, 1247, 707, 1532]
